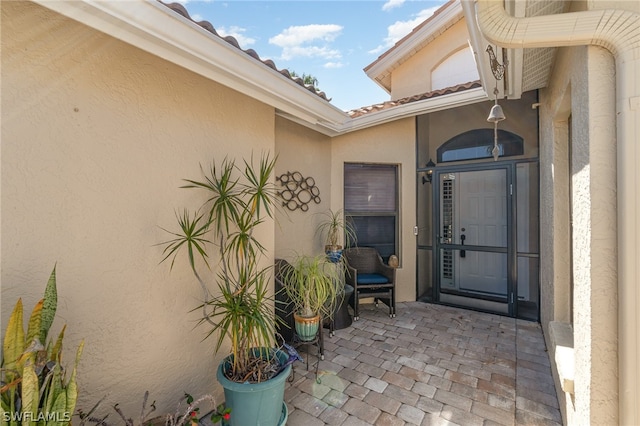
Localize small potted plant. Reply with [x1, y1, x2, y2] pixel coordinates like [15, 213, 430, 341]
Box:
[279, 254, 343, 341]
[315, 209, 357, 263]
[160, 153, 290, 426]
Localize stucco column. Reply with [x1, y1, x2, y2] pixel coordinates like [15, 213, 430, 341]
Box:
[474, 2, 640, 422]
[571, 46, 618, 424]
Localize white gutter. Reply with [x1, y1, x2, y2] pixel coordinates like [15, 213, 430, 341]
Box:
[277, 86, 488, 136]
[474, 1, 639, 424]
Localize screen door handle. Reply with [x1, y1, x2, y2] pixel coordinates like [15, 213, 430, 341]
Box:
[460, 234, 466, 258]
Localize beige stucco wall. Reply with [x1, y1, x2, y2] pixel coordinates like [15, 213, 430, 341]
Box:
[1, 1, 276, 416]
[424, 91, 539, 161]
[391, 19, 471, 100]
[330, 119, 416, 303]
[274, 117, 332, 259]
[538, 42, 618, 425]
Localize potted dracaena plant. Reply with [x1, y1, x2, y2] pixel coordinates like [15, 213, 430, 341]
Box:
[315, 209, 357, 263]
[159, 153, 290, 426]
[279, 254, 343, 342]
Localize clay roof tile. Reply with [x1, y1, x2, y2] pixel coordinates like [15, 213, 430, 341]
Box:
[159, 1, 330, 102]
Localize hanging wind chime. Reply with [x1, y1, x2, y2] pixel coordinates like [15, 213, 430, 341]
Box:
[485, 45, 507, 161]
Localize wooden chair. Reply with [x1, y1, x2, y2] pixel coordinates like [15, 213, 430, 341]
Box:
[343, 247, 396, 320]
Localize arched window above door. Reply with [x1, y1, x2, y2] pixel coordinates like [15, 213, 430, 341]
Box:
[437, 129, 524, 163]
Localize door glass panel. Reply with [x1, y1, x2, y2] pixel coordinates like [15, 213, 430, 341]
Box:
[417, 248, 433, 302]
[439, 249, 508, 298]
[517, 256, 539, 321]
[438, 169, 508, 249]
[416, 174, 433, 247]
[439, 250, 508, 314]
[456, 169, 507, 248]
[517, 162, 539, 253]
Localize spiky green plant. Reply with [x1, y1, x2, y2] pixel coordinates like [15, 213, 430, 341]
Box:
[1, 266, 84, 426]
[315, 209, 357, 249]
[279, 254, 343, 319]
[160, 153, 282, 382]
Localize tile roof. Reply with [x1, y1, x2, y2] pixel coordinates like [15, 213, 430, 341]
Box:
[347, 80, 482, 118]
[160, 2, 482, 119]
[159, 1, 331, 102]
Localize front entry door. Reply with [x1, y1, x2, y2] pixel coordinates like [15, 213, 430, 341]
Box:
[436, 167, 511, 314]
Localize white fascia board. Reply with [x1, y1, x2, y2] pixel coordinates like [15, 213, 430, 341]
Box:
[33, 0, 348, 129]
[341, 87, 488, 134]
[365, 0, 464, 82]
[276, 111, 343, 137]
[276, 86, 488, 136]
[462, 0, 494, 96]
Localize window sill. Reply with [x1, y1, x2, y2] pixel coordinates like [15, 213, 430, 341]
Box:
[549, 321, 575, 394]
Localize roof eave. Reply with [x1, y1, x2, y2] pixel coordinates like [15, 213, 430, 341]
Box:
[342, 86, 488, 135]
[32, 0, 349, 134]
[462, 0, 525, 99]
[364, 0, 464, 93]
[31, 1, 492, 137]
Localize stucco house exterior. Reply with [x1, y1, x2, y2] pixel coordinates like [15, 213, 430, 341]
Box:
[1, 1, 638, 425]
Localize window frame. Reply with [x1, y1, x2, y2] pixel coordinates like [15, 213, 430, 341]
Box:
[437, 128, 524, 163]
[343, 162, 400, 262]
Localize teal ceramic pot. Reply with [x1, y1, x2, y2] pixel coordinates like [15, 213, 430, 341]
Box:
[216, 348, 291, 426]
[294, 313, 320, 341]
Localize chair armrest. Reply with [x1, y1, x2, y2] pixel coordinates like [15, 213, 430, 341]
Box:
[345, 265, 357, 286]
[376, 261, 395, 282]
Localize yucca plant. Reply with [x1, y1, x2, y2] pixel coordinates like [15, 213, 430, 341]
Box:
[315, 209, 357, 250]
[1, 266, 84, 426]
[279, 254, 343, 319]
[278, 254, 344, 342]
[160, 153, 282, 383]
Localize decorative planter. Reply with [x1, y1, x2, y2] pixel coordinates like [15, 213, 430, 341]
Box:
[325, 245, 343, 263]
[294, 313, 320, 341]
[216, 348, 291, 426]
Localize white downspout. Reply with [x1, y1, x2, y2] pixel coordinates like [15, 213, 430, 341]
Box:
[473, 1, 639, 424]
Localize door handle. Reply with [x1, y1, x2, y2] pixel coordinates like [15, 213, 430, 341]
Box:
[460, 234, 466, 258]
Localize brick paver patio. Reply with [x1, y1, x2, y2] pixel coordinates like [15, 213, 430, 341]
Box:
[285, 302, 562, 426]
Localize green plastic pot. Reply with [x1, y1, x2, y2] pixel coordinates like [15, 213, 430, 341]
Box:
[216, 348, 291, 426]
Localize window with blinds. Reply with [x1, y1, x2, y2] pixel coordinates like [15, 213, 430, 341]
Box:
[344, 163, 399, 262]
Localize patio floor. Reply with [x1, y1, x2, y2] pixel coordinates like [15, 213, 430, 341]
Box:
[284, 301, 563, 426]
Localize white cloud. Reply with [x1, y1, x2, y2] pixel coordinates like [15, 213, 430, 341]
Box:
[280, 45, 341, 61]
[269, 24, 343, 60]
[368, 6, 442, 55]
[217, 26, 256, 47]
[324, 62, 345, 69]
[270, 24, 343, 47]
[382, 0, 405, 12]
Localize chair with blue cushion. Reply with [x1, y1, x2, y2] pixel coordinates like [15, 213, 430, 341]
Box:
[344, 247, 396, 320]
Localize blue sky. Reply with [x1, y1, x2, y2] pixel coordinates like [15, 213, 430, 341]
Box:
[177, 0, 447, 111]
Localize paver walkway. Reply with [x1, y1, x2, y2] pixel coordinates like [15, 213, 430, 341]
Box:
[284, 302, 562, 426]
